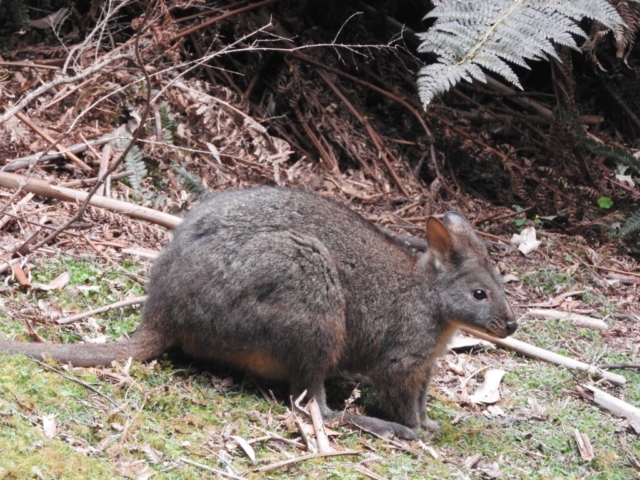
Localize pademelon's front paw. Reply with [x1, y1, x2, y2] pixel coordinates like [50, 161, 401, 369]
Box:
[422, 417, 440, 431]
[348, 415, 418, 441]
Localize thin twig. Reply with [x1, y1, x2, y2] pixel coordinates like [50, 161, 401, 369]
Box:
[178, 458, 245, 480]
[253, 450, 361, 473]
[597, 364, 640, 370]
[31, 359, 122, 410]
[57, 296, 147, 325]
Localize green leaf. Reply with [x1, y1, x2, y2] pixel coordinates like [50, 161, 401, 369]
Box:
[597, 197, 613, 209]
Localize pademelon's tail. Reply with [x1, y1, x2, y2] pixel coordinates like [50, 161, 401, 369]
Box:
[0, 328, 167, 367]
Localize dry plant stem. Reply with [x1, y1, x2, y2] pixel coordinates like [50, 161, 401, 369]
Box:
[527, 309, 608, 331]
[172, 0, 279, 40]
[598, 364, 640, 369]
[178, 458, 244, 480]
[4, 135, 116, 171]
[0, 172, 181, 229]
[14, 111, 92, 173]
[57, 296, 147, 325]
[98, 144, 112, 196]
[593, 265, 640, 279]
[60, 170, 133, 188]
[308, 398, 332, 453]
[251, 425, 307, 450]
[474, 206, 534, 225]
[354, 464, 388, 480]
[0, 61, 60, 69]
[314, 69, 411, 197]
[293, 107, 340, 173]
[31, 359, 122, 410]
[460, 327, 626, 386]
[0, 54, 130, 124]
[253, 450, 361, 473]
[174, 0, 250, 23]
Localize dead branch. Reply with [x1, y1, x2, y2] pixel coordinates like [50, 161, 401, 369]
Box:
[460, 327, 626, 386]
[0, 172, 181, 229]
[582, 384, 640, 435]
[527, 309, 608, 331]
[3, 135, 117, 171]
[308, 398, 332, 454]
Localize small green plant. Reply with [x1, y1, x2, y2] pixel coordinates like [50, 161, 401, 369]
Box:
[123, 145, 148, 192]
[597, 197, 614, 209]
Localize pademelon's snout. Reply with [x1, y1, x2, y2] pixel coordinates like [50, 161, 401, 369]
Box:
[505, 319, 518, 336]
[493, 307, 517, 338]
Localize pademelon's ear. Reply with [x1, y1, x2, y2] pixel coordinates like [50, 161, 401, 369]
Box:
[441, 211, 471, 234]
[426, 216, 452, 258]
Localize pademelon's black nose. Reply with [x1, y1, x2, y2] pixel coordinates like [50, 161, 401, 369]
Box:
[505, 320, 518, 335]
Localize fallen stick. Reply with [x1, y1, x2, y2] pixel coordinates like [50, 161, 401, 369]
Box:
[459, 327, 626, 386]
[3, 135, 116, 171]
[527, 309, 608, 331]
[0, 172, 181, 229]
[308, 398, 332, 453]
[583, 384, 640, 435]
[0, 258, 21, 275]
[57, 296, 147, 325]
[253, 450, 361, 473]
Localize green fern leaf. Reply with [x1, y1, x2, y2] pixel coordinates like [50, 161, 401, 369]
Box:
[159, 102, 177, 143]
[418, 0, 627, 107]
[622, 209, 640, 237]
[172, 166, 209, 200]
[123, 145, 148, 192]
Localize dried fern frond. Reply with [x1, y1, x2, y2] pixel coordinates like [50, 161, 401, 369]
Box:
[418, 0, 629, 107]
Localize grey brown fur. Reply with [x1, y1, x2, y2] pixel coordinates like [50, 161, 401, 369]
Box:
[0, 187, 516, 440]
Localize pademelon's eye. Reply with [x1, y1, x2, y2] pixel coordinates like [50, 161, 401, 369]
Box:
[473, 289, 487, 300]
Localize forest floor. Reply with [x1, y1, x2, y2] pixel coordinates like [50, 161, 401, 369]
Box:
[1, 1, 640, 479]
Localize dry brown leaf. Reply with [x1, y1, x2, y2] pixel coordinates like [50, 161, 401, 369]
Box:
[11, 263, 30, 287]
[37, 299, 63, 320]
[463, 453, 482, 469]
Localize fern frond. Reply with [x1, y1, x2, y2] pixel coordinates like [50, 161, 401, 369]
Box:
[172, 166, 209, 200]
[159, 102, 177, 144]
[418, 0, 628, 107]
[7, 0, 30, 31]
[622, 209, 640, 237]
[123, 145, 148, 192]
